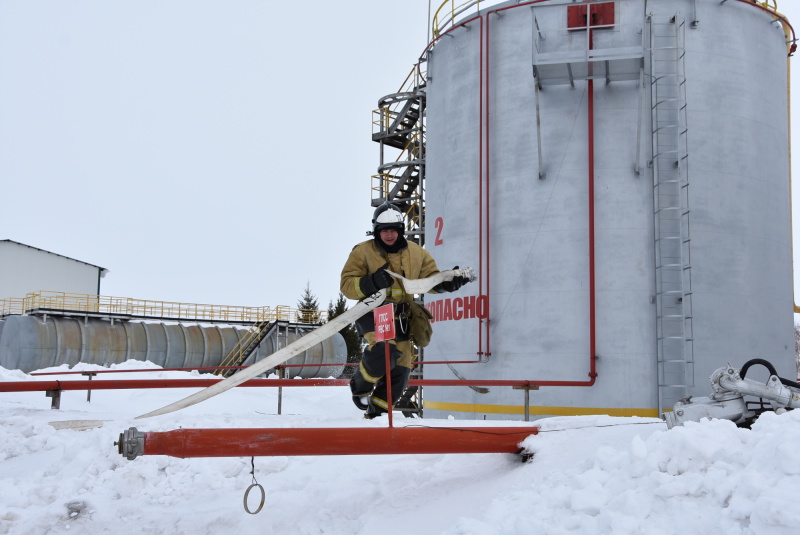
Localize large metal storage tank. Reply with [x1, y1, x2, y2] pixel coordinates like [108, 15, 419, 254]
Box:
[0, 315, 347, 378]
[422, 0, 795, 419]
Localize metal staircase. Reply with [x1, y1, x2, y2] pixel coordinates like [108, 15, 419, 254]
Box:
[647, 15, 693, 413]
[216, 319, 290, 377]
[371, 66, 427, 416]
[372, 67, 427, 245]
[373, 92, 424, 151]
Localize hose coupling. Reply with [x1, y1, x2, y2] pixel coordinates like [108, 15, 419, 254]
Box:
[116, 427, 145, 460]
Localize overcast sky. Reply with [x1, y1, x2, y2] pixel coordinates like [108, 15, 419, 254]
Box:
[0, 0, 432, 309]
[2, 1, 800, 314]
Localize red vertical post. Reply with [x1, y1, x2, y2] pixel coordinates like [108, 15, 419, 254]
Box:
[384, 343, 393, 427]
[588, 20, 597, 364]
[374, 303, 396, 427]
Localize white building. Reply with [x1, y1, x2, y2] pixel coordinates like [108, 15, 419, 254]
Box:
[0, 240, 107, 299]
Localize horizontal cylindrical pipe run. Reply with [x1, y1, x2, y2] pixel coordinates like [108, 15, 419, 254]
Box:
[0, 379, 276, 392]
[116, 426, 539, 459]
[30, 367, 248, 375]
[0, 378, 546, 393]
[0, 315, 346, 378]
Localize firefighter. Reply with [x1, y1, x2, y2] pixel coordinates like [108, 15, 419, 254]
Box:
[340, 202, 468, 418]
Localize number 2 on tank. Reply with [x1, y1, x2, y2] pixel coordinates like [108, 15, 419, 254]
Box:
[434, 217, 444, 246]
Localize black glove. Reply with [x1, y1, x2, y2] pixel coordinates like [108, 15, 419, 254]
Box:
[434, 266, 468, 293]
[359, 263, 394, 296]
[372, 263, 394, 289]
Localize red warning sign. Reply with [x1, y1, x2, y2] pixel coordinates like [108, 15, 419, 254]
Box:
[373, 304, 395, 342]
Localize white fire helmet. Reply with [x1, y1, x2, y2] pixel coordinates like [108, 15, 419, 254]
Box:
[372, 202, 404, 233]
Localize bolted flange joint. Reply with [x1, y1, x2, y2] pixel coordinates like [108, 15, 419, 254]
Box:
[116, 427, 146, 460]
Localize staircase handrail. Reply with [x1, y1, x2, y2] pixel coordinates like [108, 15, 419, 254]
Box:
[215, 315, 275, 375]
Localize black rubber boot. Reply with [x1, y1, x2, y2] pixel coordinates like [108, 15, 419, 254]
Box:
[351, 341, 401, 411]
[349, 376, 371, 411]
[365, 367, 412, 419]
[371, 366, 411, 407]
[364, 401, 384, 419]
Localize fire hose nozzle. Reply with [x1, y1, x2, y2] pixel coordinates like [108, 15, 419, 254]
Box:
[116, 427, 146, 460]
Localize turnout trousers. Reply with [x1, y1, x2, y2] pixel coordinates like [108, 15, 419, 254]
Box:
[349, 332, 415, 417]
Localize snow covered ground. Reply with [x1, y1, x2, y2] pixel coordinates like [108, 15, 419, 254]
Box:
[2, 361, 800, 535]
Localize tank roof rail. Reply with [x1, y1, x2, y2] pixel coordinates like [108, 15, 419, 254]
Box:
[432, 0, 483, 39]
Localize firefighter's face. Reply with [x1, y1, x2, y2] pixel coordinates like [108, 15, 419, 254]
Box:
[380, 228, 399, 246]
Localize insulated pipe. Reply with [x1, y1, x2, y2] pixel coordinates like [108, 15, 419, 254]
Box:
[116, 426, 539, 460]
[0, 379, 278, 392]
[0, 315, 346, 378]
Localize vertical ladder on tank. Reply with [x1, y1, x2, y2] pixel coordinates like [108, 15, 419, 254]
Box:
[648, 15, 693, 414]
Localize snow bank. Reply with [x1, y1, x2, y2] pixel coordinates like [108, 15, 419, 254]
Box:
[2, 364, 800, 534]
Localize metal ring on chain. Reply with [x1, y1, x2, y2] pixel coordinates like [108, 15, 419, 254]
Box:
[243, 483, 265, 514]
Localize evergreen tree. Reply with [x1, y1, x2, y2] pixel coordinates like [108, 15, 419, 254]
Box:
[296, 281, 321, 324]
[328, 292, 362, 378]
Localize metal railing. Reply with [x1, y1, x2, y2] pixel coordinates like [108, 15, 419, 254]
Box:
[396, 62, 426, 95]
[215, 317, 274, 374]
[429, 0, 793, 46]
[1, 375, 543, 417]
[432, 0, 482, 38]
[4, 291, 326, 324]
[0, 297, 25, 316]
[372, 65, 427, 136]
[371, 130, 425, 193]
[371, 174, 424, 224]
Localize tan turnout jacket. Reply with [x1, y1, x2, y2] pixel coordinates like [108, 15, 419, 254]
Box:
[340, 239, 441, 304]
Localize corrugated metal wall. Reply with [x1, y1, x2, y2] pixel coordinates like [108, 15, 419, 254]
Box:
[0, 241, 104, 299]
